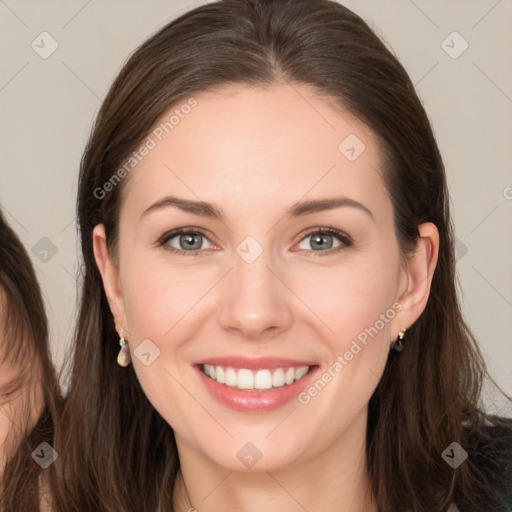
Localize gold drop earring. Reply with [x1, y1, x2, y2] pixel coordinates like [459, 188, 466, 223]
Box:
[391, 328, 407, 352]
[117, 328, 131, 367]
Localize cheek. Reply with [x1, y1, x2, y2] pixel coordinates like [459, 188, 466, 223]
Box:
[121, 255, 206, 344]
[293, 253, 400, 346]
[119, 260, 197, 427]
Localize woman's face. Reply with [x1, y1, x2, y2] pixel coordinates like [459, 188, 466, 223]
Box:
[95, 83, 435, 472]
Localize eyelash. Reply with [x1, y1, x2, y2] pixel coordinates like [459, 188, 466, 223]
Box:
[157, 227, 353, 257]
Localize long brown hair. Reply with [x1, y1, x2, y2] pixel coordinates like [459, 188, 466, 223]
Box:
[0, 210, 63, 510]
[53, 0, 512, 510]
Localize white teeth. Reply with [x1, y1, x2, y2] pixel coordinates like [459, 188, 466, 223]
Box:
[272, 368, 285, 387]
[254, 369, 273, 390]
[202, 364, 311, 391]
[285, 367, 295, 385]
[225, 367, 237, 387]
[216, 366, 225, 384]
[237, 369, 254, 390]
[204, 364, 216, 380]
[295, 366, 309, 381]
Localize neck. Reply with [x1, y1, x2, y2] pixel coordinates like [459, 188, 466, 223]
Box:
[172, 409, 377, 512]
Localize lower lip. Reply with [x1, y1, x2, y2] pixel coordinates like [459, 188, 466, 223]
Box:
[195, 365, 319, 413]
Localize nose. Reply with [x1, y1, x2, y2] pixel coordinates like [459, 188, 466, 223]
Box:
[217, 247, 293, 341]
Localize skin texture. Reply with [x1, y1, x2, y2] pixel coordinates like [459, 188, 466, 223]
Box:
[93, 83, 439, 512]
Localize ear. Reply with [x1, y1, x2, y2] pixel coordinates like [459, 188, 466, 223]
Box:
[92, 224, 128, 334]
[394, 222, 440, 335]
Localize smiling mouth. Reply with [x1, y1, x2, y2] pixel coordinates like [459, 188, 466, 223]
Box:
[200, 364, 315, 391]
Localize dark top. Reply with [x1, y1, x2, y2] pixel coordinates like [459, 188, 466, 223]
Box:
[454, 416, 512, 512]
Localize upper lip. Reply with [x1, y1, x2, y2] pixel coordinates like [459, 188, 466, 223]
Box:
[193, 356, 317, 370]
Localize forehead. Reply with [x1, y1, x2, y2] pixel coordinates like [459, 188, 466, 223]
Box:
[121, 83, 390, 223]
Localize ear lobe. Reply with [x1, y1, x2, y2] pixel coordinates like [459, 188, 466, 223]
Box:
[92, 224, 127, 330]
[396, 222, 440, 330]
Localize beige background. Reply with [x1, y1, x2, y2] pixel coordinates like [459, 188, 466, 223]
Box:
[0, 0, 511, 412]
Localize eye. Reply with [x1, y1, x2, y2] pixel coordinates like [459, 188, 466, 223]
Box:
[158, 228, 215, 256]
[296, 227, 352, 255]
[157, 226, 352, 257]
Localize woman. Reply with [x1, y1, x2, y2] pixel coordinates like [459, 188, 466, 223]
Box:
[0, 210, 62, 511]
[52, 0, 512, 510]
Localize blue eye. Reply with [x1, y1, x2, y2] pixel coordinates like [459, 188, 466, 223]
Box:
[158, 227, 352, 257]
[297, 228, 352, 255]
[159, 228, 213, 256]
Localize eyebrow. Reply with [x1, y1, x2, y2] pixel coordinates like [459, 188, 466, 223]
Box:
[140, 195, 374, 221]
